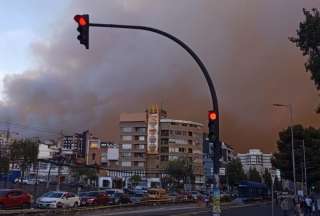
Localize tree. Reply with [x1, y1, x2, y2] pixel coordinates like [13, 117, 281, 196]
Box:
[130, 175, 141, 186]
[226, 159, 246, 189]
[273, 125, 320, 189]
[290, 8, 320, 112]
[263, 169, 272, 188]
[10, 139, 39, 181]
[166, 157, 193, 188]
[248, 168, 262, 183]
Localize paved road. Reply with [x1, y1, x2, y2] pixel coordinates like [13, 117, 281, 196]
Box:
[81, 202, 283, 216]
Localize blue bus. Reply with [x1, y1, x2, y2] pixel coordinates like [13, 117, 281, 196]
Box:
[238, 181, 268, 200]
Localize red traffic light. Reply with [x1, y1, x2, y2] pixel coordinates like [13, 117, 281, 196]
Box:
[74, 15, 88, 26]
[208, 111, 217, 121]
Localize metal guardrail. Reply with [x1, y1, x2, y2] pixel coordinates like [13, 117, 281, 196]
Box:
[0, 199, 195, 216]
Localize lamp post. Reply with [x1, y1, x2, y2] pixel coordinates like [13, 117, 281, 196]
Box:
[273, 103, 296, 197]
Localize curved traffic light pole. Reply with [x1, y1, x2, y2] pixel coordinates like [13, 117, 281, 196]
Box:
[90, 23, 219, 134]
[88, 22, 221, 215]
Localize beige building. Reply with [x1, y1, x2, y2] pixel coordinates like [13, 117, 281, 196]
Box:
[119, 105, 204, 184]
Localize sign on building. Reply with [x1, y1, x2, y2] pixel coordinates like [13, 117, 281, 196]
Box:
[219, 168, 225, 176]
[147, 105, 159, 154]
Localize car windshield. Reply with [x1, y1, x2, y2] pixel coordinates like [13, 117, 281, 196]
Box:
[42, 192, 64, 198]
[105, 190, 115, 195]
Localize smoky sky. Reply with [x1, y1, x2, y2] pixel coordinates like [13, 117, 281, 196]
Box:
[1, 0, 320, 153]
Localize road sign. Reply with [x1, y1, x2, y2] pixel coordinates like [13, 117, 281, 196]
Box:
[219, 168, 225, 176]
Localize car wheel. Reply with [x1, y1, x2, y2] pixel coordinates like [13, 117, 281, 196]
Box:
[73, 202, 79, 208]
[57, 202, 63, 208]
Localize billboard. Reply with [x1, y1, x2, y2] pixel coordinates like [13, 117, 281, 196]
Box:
[147, 106, 159, 154]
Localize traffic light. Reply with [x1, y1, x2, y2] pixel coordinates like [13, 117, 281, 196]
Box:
[208, 110, 221, 174]
[208, 110, 218, 141]
[74, 14, 89, 49]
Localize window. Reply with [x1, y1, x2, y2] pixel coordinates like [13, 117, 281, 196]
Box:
[122, 136, 132, 141]
[169, 155, 178, 160]
[122, 127, 132, 132]
[175, 131, 182, 135]
[161, 155, 169, 161]
[160, 147, 169, 153]
[182, 123, 188, 127]
[122, 152, 131, 157]
[122, 144, 132, 149]
[188, 140, 192, 145]
[161, 139, 168, 145]
[138, 144, 145, 150]
[92, 153, 96, 161]
[161, 130, 169, 136]
[122, 161, 131, 167]
[138, 136, 145, 141]
[188, 148, 193, 153]
[179, 148, 185, 153]
[169, 130, 174, 135]
[134, 153, 144, 158]
[188, 132, 193, 136]
[136, 127, 146, 133]
[182, 131, 187, 136]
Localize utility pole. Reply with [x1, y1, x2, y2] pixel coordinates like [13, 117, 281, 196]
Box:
[302, 140, 307, 195]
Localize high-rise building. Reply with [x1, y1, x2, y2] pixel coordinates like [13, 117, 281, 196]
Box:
[237, 149, 272, 174]
[119, 105, 204, 185]
[119, 112, 147, 176]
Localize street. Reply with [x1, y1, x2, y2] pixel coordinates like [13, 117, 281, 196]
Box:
[71, 202, 283, 216]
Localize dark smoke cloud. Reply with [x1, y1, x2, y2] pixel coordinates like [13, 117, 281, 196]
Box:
[1, 0, 320, 153]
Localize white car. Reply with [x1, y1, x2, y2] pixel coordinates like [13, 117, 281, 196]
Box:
[36, 191, 80, 208]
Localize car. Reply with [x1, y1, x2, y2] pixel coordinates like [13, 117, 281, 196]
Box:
[36, 191, 80, 208]
[130, 192, 144, 204]
[104, 189, 124, 205]
[0, 189, 32, 209]
[79, 191, 110, 206]
[191, 191, 200, 200]
[117, 193, 132, 204]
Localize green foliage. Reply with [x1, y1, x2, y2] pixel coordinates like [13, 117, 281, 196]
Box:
[226, 159, 246, 187]
[130, 175, 141, 185]
[72, 166, 97, 180]
[0, 157, 9, 174]
[290, 8, 320, 90]
[263, 169, 272, 188]
[248, 168, 262, 183]
[273, 125, 320, 188]
[9, 139, 39, 180]
[166, 157, 193, 182]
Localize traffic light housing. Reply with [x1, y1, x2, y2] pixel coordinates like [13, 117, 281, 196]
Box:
[74, 14, 89, 49]
[208, 110, 221, 174]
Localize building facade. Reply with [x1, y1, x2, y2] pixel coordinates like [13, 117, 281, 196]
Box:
[237, 149, 272, 174]
[118, 105, 204, 184]
[119, 112, 148, 176]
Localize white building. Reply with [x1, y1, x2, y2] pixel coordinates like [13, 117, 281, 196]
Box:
[237, 149, 272, 174]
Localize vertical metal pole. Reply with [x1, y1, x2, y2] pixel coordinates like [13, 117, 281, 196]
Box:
[302, 140, 307, 195]
[271, 181, 274, 216]
[289, 105, 296, 197]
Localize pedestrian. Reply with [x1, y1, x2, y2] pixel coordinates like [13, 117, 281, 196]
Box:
[305, 196, 313, 216]
[280, 197, 291, 216]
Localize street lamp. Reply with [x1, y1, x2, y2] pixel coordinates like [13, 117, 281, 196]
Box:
[273, 103, 296, 197]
